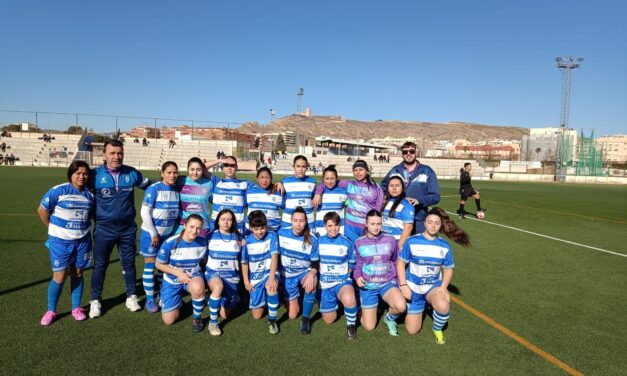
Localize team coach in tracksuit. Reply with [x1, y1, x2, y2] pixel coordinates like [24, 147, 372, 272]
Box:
[380, 141, 441, 233]
[88, 139, 150, 318]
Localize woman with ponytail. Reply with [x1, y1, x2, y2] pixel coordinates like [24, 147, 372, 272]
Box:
[397, 207, 470, 345]
[381, 174, 414, 250]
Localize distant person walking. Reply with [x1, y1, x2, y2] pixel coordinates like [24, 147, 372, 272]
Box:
[457, 162, 485, 219]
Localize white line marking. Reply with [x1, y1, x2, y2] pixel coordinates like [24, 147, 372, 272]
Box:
[445, 211, 627, 258]
[440, 195, 459, 198]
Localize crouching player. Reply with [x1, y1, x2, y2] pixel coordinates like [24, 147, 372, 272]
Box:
[317, 212, 359, 339]
[155, 214, 208, 332]
[241, 211, 281, 334]
[397, 207, 470, 344]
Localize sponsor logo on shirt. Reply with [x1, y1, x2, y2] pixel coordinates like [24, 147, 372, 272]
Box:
[416, 174, 428, 183]
[101, 188, 111, 197]
[101, 177, 107, 184]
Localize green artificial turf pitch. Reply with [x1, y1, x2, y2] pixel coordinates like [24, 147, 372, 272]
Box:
[0, 166, 625, 375]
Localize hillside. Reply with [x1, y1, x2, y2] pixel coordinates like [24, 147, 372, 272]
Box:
[240, 115, 529, 142]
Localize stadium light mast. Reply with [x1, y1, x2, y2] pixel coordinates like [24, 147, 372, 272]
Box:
[296, 87, 304, 115]
[554, 56, 583, 180]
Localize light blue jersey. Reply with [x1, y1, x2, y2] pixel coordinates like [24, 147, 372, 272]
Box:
[314, 185, 348, 236]
[399, 233, 454, 294]
[210, 176, 250, 232]
[280, 175, 316, 227]
[241, 232, 279, 287]
[176, 176, 213, 236]
[141, 182, 180, 236]
[206, 230, 241, 284]
[382, 197, 415, 240]
[278, 227, 319, 278]
[318, 234, 355, 289]
[245, 184, 283, 232]
[157, 235, 207, 285]
[40, 183, 94, 242]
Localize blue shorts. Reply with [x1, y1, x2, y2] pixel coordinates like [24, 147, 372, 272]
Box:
[359, 280, 398, 309]
[282, 271, 315, 301]
[407, 282, 441, 314]
[139, 230, 169, 257]
[48, 236, 92, 272]
[205, 274, 240, 309]
[160, 281, 190, 313]
[320, 279, 353, 313]
[249, 275, 279, 309]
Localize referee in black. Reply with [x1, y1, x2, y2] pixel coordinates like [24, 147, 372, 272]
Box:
[457, 163, 485, 218]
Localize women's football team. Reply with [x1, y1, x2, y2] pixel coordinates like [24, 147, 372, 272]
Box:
[38, 155, 469, 343]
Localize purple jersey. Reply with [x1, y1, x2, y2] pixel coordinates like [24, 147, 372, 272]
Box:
[353, 233, 398, 287]
[315, 179, 384, 229]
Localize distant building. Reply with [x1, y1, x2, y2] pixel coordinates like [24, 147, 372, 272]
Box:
[130, 126, 160, 139]
[131, 125, 255, 147]
[521, 127, 577, 162]
[368, 136, 416, 146]
[596, 134, 627, 162]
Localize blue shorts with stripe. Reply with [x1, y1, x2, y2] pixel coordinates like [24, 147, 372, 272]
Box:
[248, 274, 279, 309]
[139, 230, 170, 257]
[359, 280, 398, 309]
[205, 274, 240, 309]
[48, 235, 92, 272]
[319, 279, 354, 313]
[281, 271, 315, 301]
[407, 282, 441, 314]
[160, 274, 203, 313]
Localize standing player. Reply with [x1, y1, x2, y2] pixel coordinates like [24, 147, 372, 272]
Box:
[397, 207, 470, 344]
[353, 210, 406, 336]
[279, 155, 316, 228]
[318, 212, 359, 339]
[241, 211, 281, 334]
[381, 175, 415, 250]
[38, 161, 94, 325]
[89, 139, 150, 318]
[381, 141, 440, 233]
[245, 167, 283, 233]
[313, 165, 348, 237]
[139, 161, 180, 313]
[457, 162, 485, 219]
[205, 209, 242, 336]
[208, 156, 250, 233]
[155, 214, 208, 332]
[175, 157, 218, 237]
[278, 207, 319, 334]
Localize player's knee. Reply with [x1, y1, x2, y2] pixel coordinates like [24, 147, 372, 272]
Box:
[433, 300, 449, 313]
[162, 315, 177, 325]
[391, 301, 407, 314]
[360, 319, 376, 331]
[406, 324, 421, 335]
[251, 310, 264, 320]
[322, 314, 336, 325]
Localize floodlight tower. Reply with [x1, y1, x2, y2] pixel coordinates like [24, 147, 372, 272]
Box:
[554, 56, 583, 179]
[296, 87, 304, 115]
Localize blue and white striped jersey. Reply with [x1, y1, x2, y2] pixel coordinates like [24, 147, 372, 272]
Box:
[314, 185, 348, 236]
[278, 227, 319, 278]
[317, 234, 355, 289]
[382, 198, 415, 240]
[141, 182, 180, 236]
[241, 232, 279, 287]
[40, 183, 94, 242]
[245, 184, 283, 232]
[399, 233, 454, 294]
[280, 175, 316, 227]
[206, 230, 241, 284]
[157, 235, 207, 285]
[210, 176, 250, 232]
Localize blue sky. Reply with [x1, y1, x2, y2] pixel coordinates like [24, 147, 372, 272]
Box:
[1, 0, 625, 136]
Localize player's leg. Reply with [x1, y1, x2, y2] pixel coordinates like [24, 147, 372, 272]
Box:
[90, 224, 116, 315]
[359, 287, 378, 331]
[299, 272, 317, 334]
[118, 223, 139, 311]
[207, 276, 223, 329]
[320, 286, 339, 324]
[284, 276, 301, 320]
[381, 283, 406, 336]
[427, 286, 451, 344]
[160, 283, 182, 325]
[405, 292, 427, 334]
[249, 284, 266, 320]
[187, 276, 206, 332]
[139, 231, 159, 313]
[338, 283, 358, 330]
[219, 280, 239, 319]
[70, 236, 91, 321]
[472, 190, 483, 212]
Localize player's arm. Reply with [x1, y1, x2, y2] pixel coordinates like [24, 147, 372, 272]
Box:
[266, 253, 279, 292]
[417, 171, 441, 207]
[398, 223, 413, 250]
[156, 260, 190, 284]
[241, 262, 252, 291]
[37, 205, 51, 227]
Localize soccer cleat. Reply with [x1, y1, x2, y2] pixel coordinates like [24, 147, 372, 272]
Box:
[433, 329, 446, 345]
[300, 317, 311, 335]
[208, 323, 222, 336]
[456, 209, 466, 219]
[268, 320, 280, 335]
[71, 307, 87, 321]
[383, 314, 398, 336]
[40, 311, 56, 326]
[125, 295, 141, 312]
[347, 324, 357, 340]
[145, 299, 160, 314]
[89, 300, 101, 319]
[192, 318, 204, 332]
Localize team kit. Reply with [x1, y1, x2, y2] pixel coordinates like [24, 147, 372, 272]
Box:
[38, 140, 480, 343]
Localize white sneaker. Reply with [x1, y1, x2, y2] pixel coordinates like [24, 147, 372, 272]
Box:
[208, 323, 222, 336]
[89, 300, 101, 319]
[125, 295, 141, 312]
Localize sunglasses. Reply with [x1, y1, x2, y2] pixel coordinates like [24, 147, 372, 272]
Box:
[223, 163, 237, 168]
[401, 149, 416, 155]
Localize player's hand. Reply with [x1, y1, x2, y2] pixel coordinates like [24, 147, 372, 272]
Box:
[151, 235, 159, 247]
[275, 182, 284, 194]
[401, 284, 412, 301]
[266, 276, 278, 293]
[407, 197, 419, 206]
[356, 276, 366, 288]
[177, 270, 191, 284]
[303, 272, 317, 293]
[244, 280, 253, 292]
[312, 194, 322, 208]
[240, 238, 247, 247]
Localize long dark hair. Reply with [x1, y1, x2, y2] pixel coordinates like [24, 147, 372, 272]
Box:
[214, 209, 240, 239]
[426, 207, 471, 247]
[382, 175, 406, 218]
[176, 214, 204, 248]
[67, 160, 90, 182]
[292, 206, 311, 247]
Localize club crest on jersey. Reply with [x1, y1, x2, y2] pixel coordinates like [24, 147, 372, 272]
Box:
[101, 177, 107, 183]
[101, 188, 111, 197]
[415, 174, 428, 183]
[125, 176, 130, 183]
[54, 260, 60, 267]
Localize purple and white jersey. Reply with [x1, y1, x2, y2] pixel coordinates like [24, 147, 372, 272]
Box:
[176, 176, 213, 235]
[353, 233, 398, 288]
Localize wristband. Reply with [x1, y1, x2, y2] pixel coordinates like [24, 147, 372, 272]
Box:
[400, 283, 407, 287]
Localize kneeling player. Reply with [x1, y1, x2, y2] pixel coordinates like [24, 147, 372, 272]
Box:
[156, 215, 207, 332]
[241, 211, 281, 334]
[318, 212, 359, 339]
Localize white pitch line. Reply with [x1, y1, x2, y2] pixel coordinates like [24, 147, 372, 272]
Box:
[445, 211, 627, 258]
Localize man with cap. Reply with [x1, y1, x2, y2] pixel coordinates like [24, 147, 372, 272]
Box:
[380, 142, 440, 233]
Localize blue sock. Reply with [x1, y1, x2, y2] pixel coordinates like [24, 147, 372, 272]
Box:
[302, 291, 316, 319]
[268, 293, 279, 321]
[192, 297, 205, 319]
[345, 305, 358, 326]
[433, 310, 450, 331]
[209, 296, 221, 324]
[143, 262, 155, 302]
[70, 275, 84, 310]
[385, 311, 399, 322]
[47, 279, 64, 312]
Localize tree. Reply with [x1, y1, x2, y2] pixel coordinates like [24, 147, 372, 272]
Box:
[275, 134, 286, 153]
[535, 147, 542, 160]
[66, 125, 84, 134]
